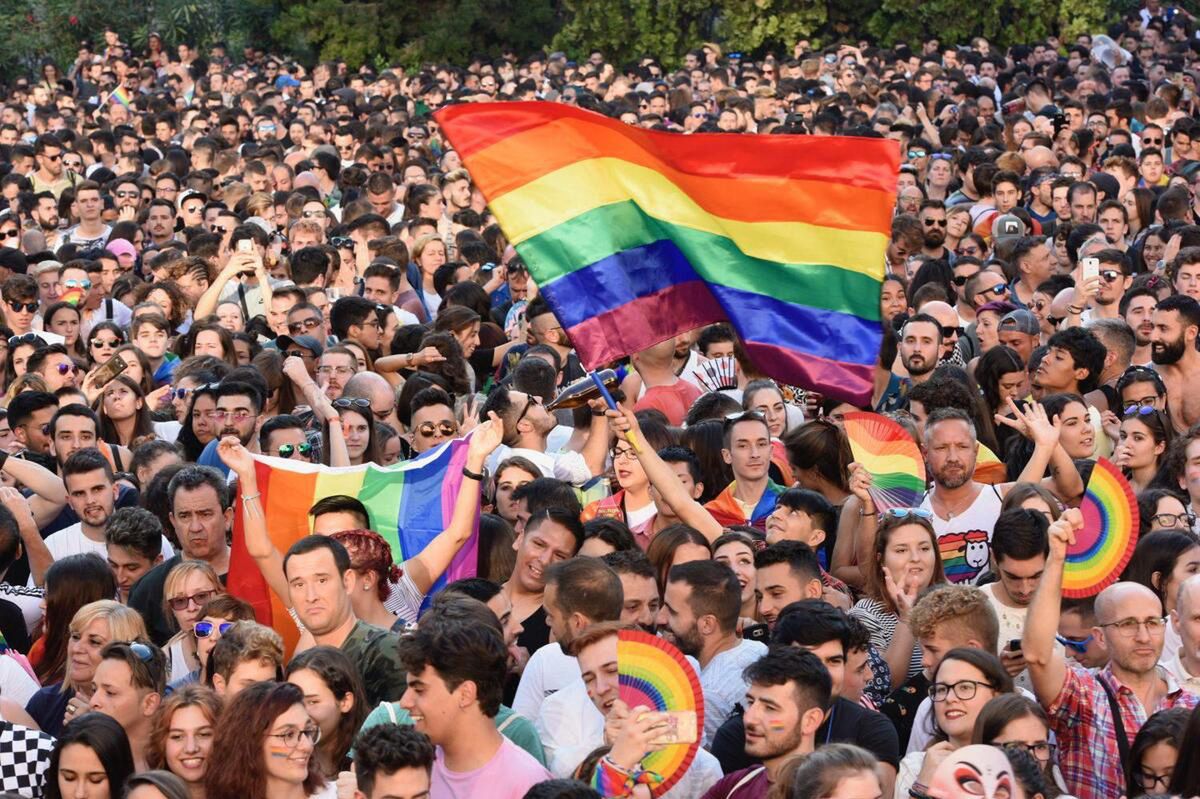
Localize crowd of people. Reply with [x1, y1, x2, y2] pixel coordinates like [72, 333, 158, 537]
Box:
[3, 6, 1200, 799]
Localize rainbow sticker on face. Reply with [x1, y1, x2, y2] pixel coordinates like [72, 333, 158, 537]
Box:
[1063, 458, 1139, 598]
[59, 287, 85, 307]
[617, 630, 704, 797]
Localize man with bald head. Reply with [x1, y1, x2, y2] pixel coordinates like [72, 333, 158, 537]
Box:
[1023, 145, 1059, 172]
[1023, 508, 1198, 799]
[917, 300, 964, 365]
[343, 372, 400, 432]
[1166, 574, 1200, 693]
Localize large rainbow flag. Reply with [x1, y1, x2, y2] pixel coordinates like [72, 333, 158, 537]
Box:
[435, 102, 898, 404]
[227, 437, 478, 639]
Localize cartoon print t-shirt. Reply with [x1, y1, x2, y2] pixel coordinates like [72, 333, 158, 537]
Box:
[919, 485, 1003, 584]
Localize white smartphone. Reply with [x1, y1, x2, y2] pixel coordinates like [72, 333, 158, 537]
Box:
[1081, 257, 1100, 282]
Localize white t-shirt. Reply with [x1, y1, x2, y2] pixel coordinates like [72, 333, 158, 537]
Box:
[511, 643, 580, 723]
[34, 523, 175, 584]
[700, 638, 768, 746]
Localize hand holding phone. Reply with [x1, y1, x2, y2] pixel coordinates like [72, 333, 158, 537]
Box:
[1081, 256, 1100, 283]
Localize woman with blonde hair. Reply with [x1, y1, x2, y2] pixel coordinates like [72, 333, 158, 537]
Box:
[162, 561, 226, 683]
[26, 600, 146, 736]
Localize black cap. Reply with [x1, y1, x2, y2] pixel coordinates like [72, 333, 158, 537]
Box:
[0, 247, 28, 274]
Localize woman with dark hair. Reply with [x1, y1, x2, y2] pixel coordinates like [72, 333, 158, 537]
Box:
[1116, 407, 1173, 493]
[147, 684, 223, 798]
[973, 694, 1066, 798]
[679, 419, 732, 504]
[231, 332, 259, 365]
[204, 681, 329, 799]
[133, 281, 190, 334]
[285, 647, 367, 779]
[477, 513, 517, 584]
[177, 382, 221, 462]
[32, 554, 119, 684]
[44, 301, 86, 360]
[97, 375, 157, 448]
[253, 349, 300, 417]
[578, 518, 639, 558]
[112, 344, 156, 395]
[712, 531, 758, 620]
[1134, 706, 1189, 797]
[645, 524, 712, 594]
[881, 274, 909, 327]
[45, 713, 136, 799]
[5, 332, 45, 386]
[325, 398, 380, 467]
[86, 321, 125, 368]
[907, 259, 956, 307]
[1136, 488, 1194, 537]
[125, 771, 192, 799]
[1124, 186, 1156, 241]
[417, 330, 471, 394]
[181, 322, 237, 366]
[895, 648, 1014, 799]
[1004, 393, 1095, 480]
[850, 510, 946, 686]
[975, 345, 1029, 453]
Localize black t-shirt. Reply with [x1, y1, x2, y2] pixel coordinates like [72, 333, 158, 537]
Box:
[711, 696, 900, 774]
[880, 671, 931, 754]
[516, 604, 550, 656]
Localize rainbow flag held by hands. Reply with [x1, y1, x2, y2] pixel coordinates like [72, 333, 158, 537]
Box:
[228, 437, 479, 636]
[108, 86, 133, 110]
[435, 102, 898, 404]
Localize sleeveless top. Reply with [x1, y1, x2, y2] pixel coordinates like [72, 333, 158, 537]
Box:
[919, 484, 1004, 584]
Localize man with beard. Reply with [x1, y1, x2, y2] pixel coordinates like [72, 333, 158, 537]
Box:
[1023, 509, 1199, 799]
[559, 621, 725, 795]
[1121, 286, 1158, 365]
[195, 380, 263, 477]
[699, 648, 831, 799]
[601, 550, 660, 634]
[46, 449, 175, 567]
[661, 560, 767, 745]
[900, 408, 1082, 584]
[876, 314, 941, 412]
[919, 201, 950, 260]
[1151, 294, 1200, 430]
[27, 192, 61, 251]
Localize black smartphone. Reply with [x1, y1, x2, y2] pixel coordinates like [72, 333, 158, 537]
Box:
[743, 623, 770, 643]
[1007, 638, 1022, 652]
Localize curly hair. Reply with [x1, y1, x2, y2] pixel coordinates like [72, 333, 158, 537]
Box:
[146, 683, 223, 771]
[907, 584, 999, 653]
[330, 529, 400, 602]
[417, 330, 470, 395]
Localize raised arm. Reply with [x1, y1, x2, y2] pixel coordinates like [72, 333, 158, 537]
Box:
[579, 401, 612, 479]
[0, 487, 52, 586]
[1022, 508, 1081, 708]
[218, 436, 290, 606]
[193, 254, 253, 320]
[3, 453, 67, 529]
[282, 357, 349, 467]
[997, 399, 1084, 501]
[606, 406, 723, 543]
[403, 413, 504, 595]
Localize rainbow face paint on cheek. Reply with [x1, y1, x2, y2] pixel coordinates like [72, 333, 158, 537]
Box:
[268, 745, 293, 759]
[767, 720, 789, 731]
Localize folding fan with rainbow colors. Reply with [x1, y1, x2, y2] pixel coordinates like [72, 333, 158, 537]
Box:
[617, 630, 704, 797]
[1063, 457, 1139, 598]
[843, 412, 927, 512]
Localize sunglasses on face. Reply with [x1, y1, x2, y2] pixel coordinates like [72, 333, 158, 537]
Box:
[193, 620, 233, 638]
[278, 442, 313, 458]
[416, 421, 458, 438]
[1143, 137, 1164, 145]
[924, 218, 947, 227]
[6, 301, 37, 314]
[908, 150, 927, 158]
[168, 590, 215, 612]
[952, 272, 979, 287]
[55, 363, 75, 375]
[0, 229, 17, 239]
[940, 325, 964, 338]
[288, 318, 321, 334]
[957, 247, 982, 257]
[63, 279, 91, 291]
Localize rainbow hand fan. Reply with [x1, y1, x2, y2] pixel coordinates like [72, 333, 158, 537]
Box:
[973, 441, 1007, 485]
[617, 630, 704, 797]
[843, 412, 926, 512]
[1064, 458, 1139, 598]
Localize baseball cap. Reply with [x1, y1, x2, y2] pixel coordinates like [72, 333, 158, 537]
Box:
[275, 335, 324, 357]
[999, 309, 1041, 336]
[105, 239, 137, 261]
[992, 213, 1027, 245]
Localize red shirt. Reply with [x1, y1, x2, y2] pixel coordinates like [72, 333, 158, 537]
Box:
[635, 381, 704, 426]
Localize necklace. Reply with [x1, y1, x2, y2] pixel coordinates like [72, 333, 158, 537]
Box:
[935, 486, 977, 520]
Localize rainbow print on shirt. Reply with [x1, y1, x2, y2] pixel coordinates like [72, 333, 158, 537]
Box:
[937, 529, 991, 583]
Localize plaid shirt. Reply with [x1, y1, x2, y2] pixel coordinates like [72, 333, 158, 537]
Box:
[1048, 663, 1198, 799]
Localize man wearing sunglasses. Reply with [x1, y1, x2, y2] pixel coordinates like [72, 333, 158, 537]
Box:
[259, 415, 314, 463]
[28, 134, 76, 200]
[26, 344, 77, 392]
[1, 275, 39, 336]
[918, 201, 950, 262]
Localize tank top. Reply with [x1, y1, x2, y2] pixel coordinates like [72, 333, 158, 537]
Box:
[919, 484, 1003, 584]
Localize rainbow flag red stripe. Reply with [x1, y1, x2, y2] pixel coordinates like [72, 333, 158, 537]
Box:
[109, 86, 133, 110]
[228, 437, 478, 641]
[436, 102, 898, 403]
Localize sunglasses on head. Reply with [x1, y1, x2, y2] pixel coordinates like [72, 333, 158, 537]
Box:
[193, 620, 233, 638]
[882, 507, 934, 520]
[278, 442, 313, 458]
[8, 333, 44, 348]
[930, 153, 954, 160]
[1123, 404, 1160, 418]
[416, 421, 458, 438]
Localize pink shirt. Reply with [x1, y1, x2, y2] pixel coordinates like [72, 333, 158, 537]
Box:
[432, 737, 552, 799]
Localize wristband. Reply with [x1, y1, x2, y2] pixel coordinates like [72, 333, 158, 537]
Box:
[241, 492, 261, 504]
[592, 756, 663, 797]
[1067, 305, 1084, 315]
[462, 466, 484, 481]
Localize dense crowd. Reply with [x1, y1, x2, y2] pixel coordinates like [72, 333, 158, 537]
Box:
[3, 6, 1200, 799]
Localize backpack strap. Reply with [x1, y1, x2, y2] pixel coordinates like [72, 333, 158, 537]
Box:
[1097, 675, 1131, 769]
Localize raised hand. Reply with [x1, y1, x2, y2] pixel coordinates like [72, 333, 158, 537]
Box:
[1047, 508, 1083, 562]
[1022, 400, 1061, 449]
[217, 436, 255, 478]
[884, 566, 918, 622]
[467, 411, 504, 461]
[847, 462, 874, 504]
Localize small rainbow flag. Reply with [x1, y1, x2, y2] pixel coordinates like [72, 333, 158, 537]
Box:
[435, 103, 898, 404]
[108, 86, 133, 110]
[227, 437, 479, 636]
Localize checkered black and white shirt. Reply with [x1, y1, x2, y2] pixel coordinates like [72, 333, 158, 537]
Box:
[0, 721, 54, 797]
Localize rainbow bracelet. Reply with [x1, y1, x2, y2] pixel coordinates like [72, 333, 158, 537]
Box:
[591, 755, 664, 797]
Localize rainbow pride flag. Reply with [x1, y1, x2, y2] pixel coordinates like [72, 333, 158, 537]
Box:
[108, 86, 133, 110]
[228, 437, 478, 635]
[436, 103, 898, 404]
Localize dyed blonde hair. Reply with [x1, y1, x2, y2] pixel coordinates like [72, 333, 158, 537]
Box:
[64, 600, 147, 691]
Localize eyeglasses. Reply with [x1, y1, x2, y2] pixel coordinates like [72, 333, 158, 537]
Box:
[56, 362, 76, 375]
[317, 365, 355, 377]
[1054, 632, 1093, 654]
[288, 318, 321, 334]
[416, 421, 458, 438]
[1099, 270, 1123, 283]
[8, 333, 44, 347]
[930, 153, 954, 161]
[1000, 741, 1057, 764]
[193, 620, 233, 638]
[908, 149, 928, 158]
[1099, 616, 1167, 636]
[923, 218, 948, 227]
[883, 507, 933, 520]
[332, 397, 371, 412]
[168, 590, 216, 612]
[1152, 512, 1195, 528]
[329, 236, 353, 249]
[6, 301, 37, 314]
[210, 410, 257, 423]
[1134, 771, 1172, 792]
[516, 394, 543, 426]
[940, 325, 964, 338]
[278, 442, 313, 458]
[269, 724, 321, 750]
[613, 445, 639, 462]
[929, 679, 995, 702]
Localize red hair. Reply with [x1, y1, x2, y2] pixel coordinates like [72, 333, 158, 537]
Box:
[331, 529, 400, 601]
